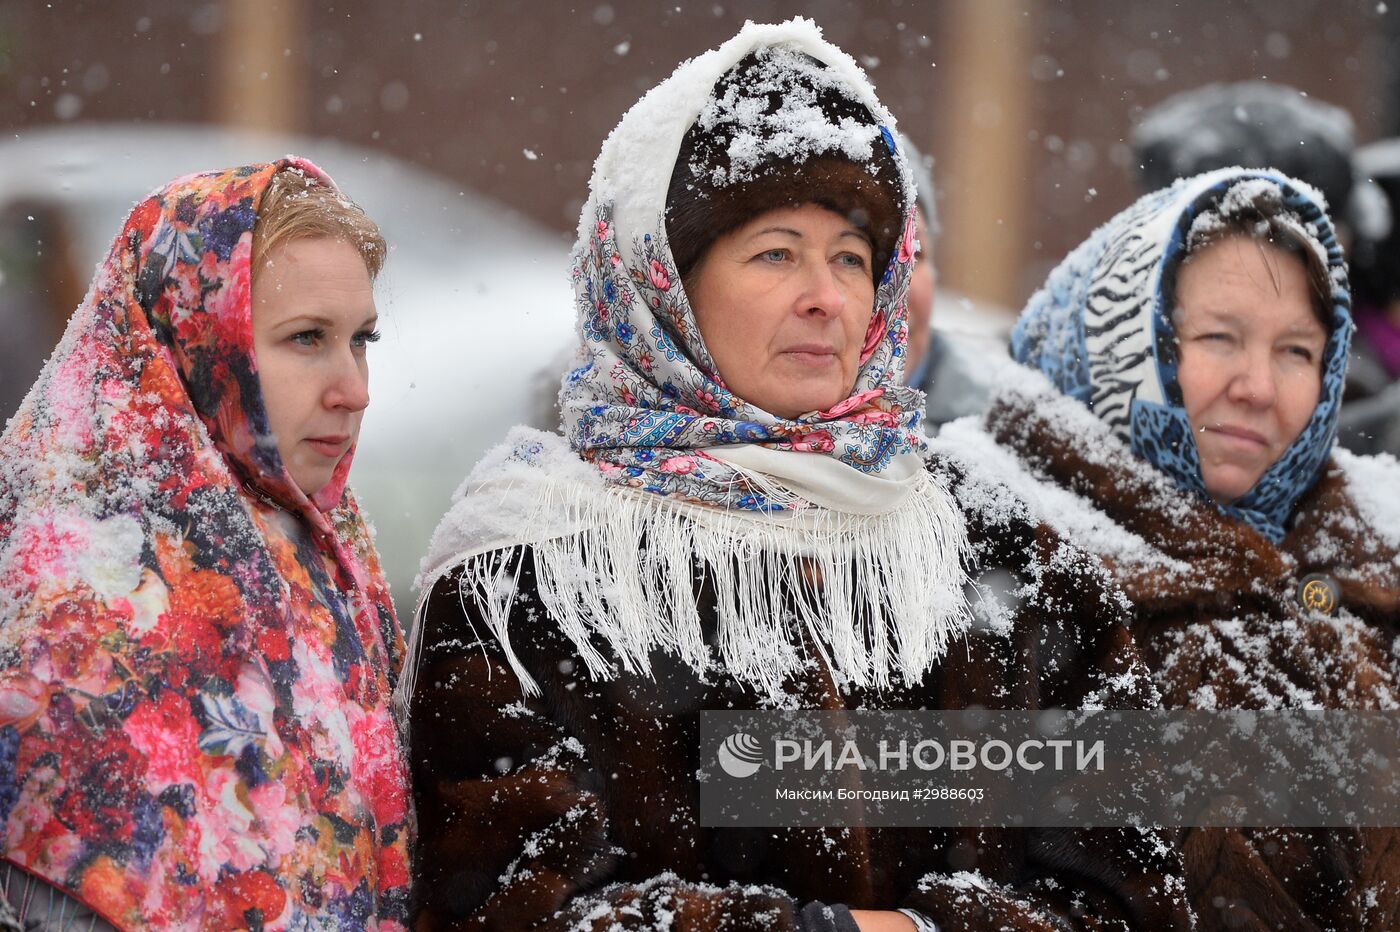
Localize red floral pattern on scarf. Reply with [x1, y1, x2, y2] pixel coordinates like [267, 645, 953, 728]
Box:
[0, 160, 411, 930]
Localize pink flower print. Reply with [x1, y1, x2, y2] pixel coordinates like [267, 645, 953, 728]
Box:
[289, 638, 353, 766]
[0, 672, 47, 728]
[847, 409, 899, 427]
[234, 661, 284, 759]
[899, 211, 918, 264]
[693, 389, 719, 412]
[247, 780, 299, 859]
[38, 833, 82, 876]
[4, 780, 64, 865]
[123, 690, 203, 790]
[820, 388, 885, 419]
[212, 243, 253, 340]
[350, 707, 409, 827]
[648, 260, 671, 291]
[196, 766, 263, 877]
[789, 430, 835, 453]
[610, 254, 622, 267]
[658, 456, 698, 475]
[860, 309, 887, 365]
[596, 220, 609, 242]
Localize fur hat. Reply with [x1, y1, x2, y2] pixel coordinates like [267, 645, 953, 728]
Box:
[665, 48, 904, 282]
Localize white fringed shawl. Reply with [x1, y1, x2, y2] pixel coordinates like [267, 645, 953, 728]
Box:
[402, 428, 971, 703]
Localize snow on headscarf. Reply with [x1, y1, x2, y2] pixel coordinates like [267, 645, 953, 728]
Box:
[412, 19, 971, 703]
[0, 161, 411, 929]
[561, 17, 928, 511]
[1012, 167, 1352, 543]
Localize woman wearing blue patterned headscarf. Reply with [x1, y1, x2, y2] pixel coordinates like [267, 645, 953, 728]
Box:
[933, 168, 1400, 931]
[399, 18, 1192, 932]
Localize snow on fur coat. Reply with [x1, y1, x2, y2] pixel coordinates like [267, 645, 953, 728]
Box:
[407, 453, 1194, 931]
[934, 369, 1400, 931]
[405, 17, 1188, 932]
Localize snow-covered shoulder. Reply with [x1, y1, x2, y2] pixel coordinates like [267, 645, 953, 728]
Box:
[1331, 446, 1400, 552]
[416, 426, 602, 593]
[930, 368, 1192, 578]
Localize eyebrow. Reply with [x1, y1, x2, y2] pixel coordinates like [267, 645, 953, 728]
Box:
[277, 313, 379, 330]
[1184, 307, 1325, 338]
[1281, 321, 1326, 339]
[750, 227, 874, 247]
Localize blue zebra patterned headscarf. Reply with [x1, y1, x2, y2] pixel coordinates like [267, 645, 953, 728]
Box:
[1012, 168, 1353, 543]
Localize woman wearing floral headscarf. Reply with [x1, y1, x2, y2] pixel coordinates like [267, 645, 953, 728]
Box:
[405, 19, 1190, 932]
[0, 161, 412, 930]
[932, 168, 1400, 930]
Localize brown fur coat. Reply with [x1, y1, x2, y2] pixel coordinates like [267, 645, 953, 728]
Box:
[406, 459, 1193, 931]
[933, 381, 1400, 932]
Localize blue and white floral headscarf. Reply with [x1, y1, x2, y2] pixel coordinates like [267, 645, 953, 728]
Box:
[1012, 168, 1353, 542]
[411, 19, 973, 701]
[559, 19, 928, 513]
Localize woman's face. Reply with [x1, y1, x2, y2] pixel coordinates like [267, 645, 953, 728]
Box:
[685, 203, 876, 419]
[251, 236, 378, 498]
[1174, 234, 1327, 503]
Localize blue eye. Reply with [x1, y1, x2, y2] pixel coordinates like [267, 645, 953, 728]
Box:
[290, 329, 322, 346]
[758, 248, 787, 263]
[351, 329, 382, 348]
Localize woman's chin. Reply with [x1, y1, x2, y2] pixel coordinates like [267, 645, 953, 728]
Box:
[1203, 469, 1260, 504]
[767, 394, 844, 420]
[288, 466, 333, 500]
[755, 380, 852, 420]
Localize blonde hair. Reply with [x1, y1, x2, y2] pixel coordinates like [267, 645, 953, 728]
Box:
[251, 168, 386, 279]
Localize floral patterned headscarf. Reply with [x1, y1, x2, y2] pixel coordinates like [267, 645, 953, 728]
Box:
[561, 18, 928, 512]
[0, 160, 411, 929]
[412, 21, 973, 704]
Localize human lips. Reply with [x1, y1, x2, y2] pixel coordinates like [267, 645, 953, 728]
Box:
[1203, 424, 1269, 449]
[305, 435, 351, 457]
[780, 343, 839, 366]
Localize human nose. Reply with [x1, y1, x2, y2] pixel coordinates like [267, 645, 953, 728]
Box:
[797, 260, 848, 318]
[325, 348, 370, 413]
[1224, 346, 1277, 408]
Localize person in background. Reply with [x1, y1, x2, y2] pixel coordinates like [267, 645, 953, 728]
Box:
[897, 136, 1009, 432]
[933, 167, 1400, 930]
[1131, 80, 1400, 452]
[1341, 137, 1400, 455]
[0, 161, 412, 930]
[405, 19, 1191, 932]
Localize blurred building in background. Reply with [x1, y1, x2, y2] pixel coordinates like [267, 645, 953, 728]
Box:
[2, 0, 1396, 608]
[3, 0, 1396, 309]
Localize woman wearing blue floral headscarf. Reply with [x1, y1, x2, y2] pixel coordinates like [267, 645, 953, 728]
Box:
[932, 168, 1400, 931]
[399, 18, 1192, 932]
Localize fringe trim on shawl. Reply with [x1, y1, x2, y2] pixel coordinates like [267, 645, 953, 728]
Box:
[400, 469, 973, 703]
